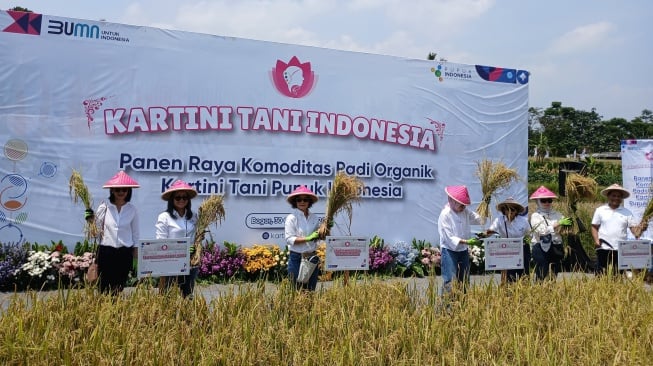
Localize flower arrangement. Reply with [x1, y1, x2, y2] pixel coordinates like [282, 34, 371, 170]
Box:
[198, 241, 245, 281]
[241, 244, 284, 280]
[0, 242, 29, 291]
[413, 239, 441, 276]
[15, 250, 60, 289]
[368, 235, 394, 275]
[273, 245, 289, 279]
[1, 234, 484, 290]
[468, 245, 485, 274]
[53, 252, 95, 283]
[389, 240, 423, 277]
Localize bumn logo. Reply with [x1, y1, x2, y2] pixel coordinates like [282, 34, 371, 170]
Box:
[2, 10, 42, 35]
[48, 20, 99, 38]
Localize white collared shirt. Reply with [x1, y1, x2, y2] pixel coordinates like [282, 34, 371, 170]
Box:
[96, 201, 139, 248]
[438, 204, 482, 252]
[285, 208, 320, 253]
[155, 210, 197, 240]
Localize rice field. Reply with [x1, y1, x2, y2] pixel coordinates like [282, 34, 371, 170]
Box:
[1, 273, 651, 365]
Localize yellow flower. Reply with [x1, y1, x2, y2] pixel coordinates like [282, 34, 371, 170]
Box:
[242, 244, 283, 274]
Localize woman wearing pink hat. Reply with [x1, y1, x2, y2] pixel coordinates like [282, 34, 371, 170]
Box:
[529, 186, 571, 281]
[87, 170, 140, 295]
[437, 185, 483, 295]
[155, 180, 199, 298]
[284, 185, 321, 291]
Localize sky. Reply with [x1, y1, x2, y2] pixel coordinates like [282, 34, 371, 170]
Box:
[3, 0, 651, 120]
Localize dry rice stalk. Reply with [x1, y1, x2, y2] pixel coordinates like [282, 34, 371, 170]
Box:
[562, 173, 597, 235]
[474, 159, 520, 224]
[68, 169, 99, 240]
[639, 196, 653, 228]
[564, 173, 597, 205]
[192, 194, 226, 266]
[318, 171, 365, 239]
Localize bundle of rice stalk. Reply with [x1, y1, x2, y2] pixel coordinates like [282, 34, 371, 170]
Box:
[192, 194, 225, 266]
[562, 173, 597, 235]
[640, 197, 653, 226]
[475, 159, 520, 224]
[68, 169, 99, 240]
[564, 173, 597, 205]
[317, 171, 365, 239]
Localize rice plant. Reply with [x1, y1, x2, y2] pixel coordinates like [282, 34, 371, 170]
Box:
[1, 275, 651, 365]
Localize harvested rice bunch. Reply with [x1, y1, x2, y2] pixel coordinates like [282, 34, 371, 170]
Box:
[475, 159, 520, 224]
[193, 194, 226, 266]
[318, 171, 365, 239]
[69, 169, 99, 240]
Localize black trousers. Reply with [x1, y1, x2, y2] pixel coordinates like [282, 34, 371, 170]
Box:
[97, 245, 133, 294]
[595, 249, 619, 275]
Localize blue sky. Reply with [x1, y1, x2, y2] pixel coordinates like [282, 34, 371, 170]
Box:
[3, 0, 651, 120]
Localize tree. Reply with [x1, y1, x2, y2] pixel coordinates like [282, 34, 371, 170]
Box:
[538, 102, 604, 156]
[9, 6, 32, 12]
[632, 109, 653, 124]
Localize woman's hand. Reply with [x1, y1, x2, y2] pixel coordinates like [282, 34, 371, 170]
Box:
[305, 231, 319, 242]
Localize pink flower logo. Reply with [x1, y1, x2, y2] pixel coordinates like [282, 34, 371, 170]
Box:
[271, 56, 317, 98]
[644, 150, 653, 161]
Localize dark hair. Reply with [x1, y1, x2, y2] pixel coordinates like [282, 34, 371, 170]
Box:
[290, 198, 313, 209]
[166, 196, 193, 220]
[109, 188, 132, 203]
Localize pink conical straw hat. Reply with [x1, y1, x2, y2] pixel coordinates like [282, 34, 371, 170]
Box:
[445, 185, 471, 205]
[161, 180, 198, 200]
[529, 186, 557, 200]
[286, 185, 318, 204]
[102, 170, 140, 188]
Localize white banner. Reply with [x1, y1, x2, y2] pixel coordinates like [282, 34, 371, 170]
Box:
[621, 139, 653, 239]
[0, 11, 529, 249]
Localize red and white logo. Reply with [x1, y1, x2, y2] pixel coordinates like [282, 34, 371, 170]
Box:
[270, 56, 317, 98]
[3, 10, 42, 35]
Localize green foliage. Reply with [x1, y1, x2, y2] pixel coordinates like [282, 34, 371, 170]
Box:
[223, 241, 241, 256]
[28, 240, 68, 254]
[73, 240, 97, 255]
[369, 235, 384, 249]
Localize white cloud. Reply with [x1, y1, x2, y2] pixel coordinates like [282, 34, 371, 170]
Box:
[548, 21, 615, 55]
[122, 0, 495, 60]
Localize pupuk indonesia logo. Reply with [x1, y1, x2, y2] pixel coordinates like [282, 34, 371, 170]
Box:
[270, 56, 317, 98]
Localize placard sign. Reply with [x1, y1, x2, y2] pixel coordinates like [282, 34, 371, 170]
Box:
[325, 236, 369, 271]
[484, 238, 524, 271]
[137, 238, 191, 278]
[617, 240, 652, 270]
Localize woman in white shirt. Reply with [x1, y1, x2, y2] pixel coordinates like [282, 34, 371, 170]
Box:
[285, 185, 321, 291]
[88, 170, 140, 295]
[155, 180, 198, 297]
[529, 186, 569, 281]
[488, 197, 530, 283]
